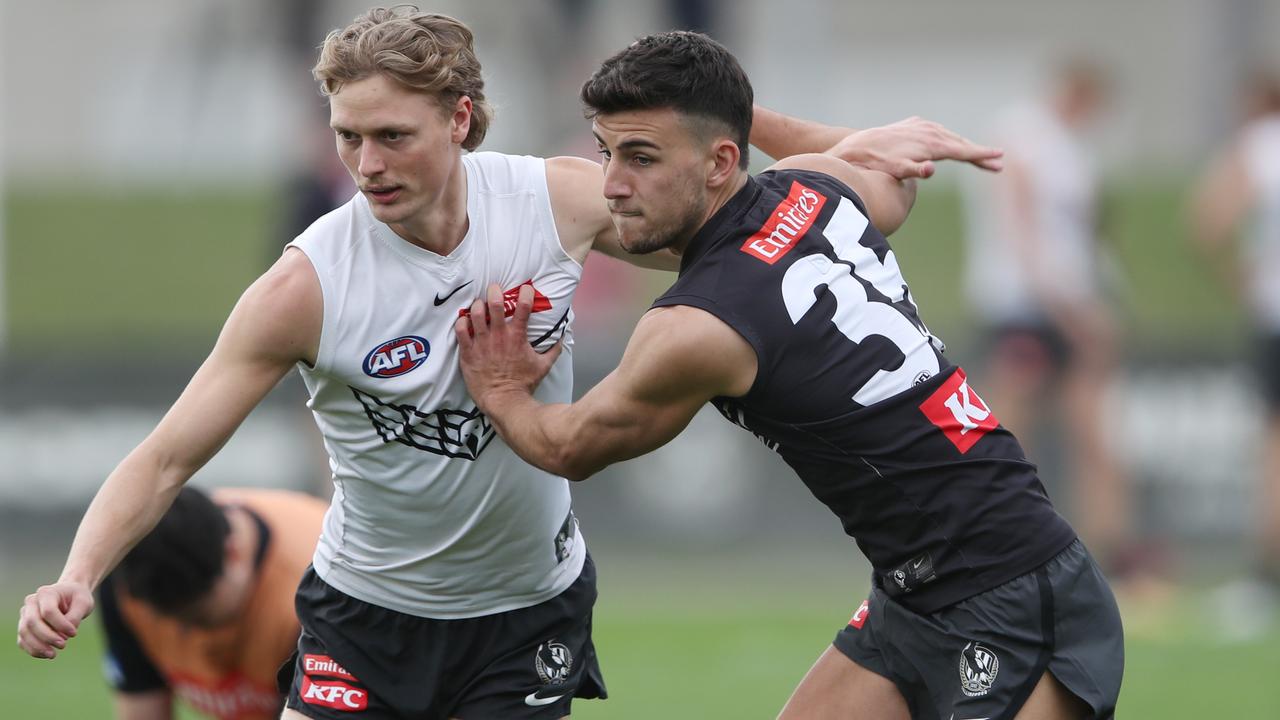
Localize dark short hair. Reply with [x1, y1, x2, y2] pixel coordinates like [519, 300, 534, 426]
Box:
[116, 486, 229, 616]
[581, 31, 753, 169]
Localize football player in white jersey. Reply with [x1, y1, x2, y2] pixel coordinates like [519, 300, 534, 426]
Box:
[960, 60, 1149, 582]
[1193, 67, 1280, 639]
[18, 6, 1001, 718]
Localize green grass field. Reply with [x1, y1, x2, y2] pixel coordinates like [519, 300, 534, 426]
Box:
[1, 181, 1248, 358]
[4, 553, 1278, 718]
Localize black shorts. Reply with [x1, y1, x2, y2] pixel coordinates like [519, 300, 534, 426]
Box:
[281, 555, 606, 719]
[987, 321, 1071, 375]
[1256, 333, 1280, 412]
[834, 540, 1123, 720]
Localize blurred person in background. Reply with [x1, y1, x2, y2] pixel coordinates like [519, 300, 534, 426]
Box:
[1191, 67, 1280, 638]
[458, 31, 1120, 720]
[98, 485, 325, 720]
[16, 6, 1003, 720]
[961, 60, 1156, 587]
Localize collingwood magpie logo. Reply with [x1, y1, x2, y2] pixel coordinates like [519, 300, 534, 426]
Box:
[958, 642, 1000, 697]
[535, 641, 573, 685]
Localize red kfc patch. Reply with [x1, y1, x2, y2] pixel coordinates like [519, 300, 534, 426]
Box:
[848, 599, 871, 629]
[918, 368, 999, 453]
[300, 676, 368, 712]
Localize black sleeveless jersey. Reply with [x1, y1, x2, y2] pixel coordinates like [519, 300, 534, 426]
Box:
[653, 169, 1077, 613]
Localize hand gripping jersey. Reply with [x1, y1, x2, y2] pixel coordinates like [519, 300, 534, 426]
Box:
[287, 151, 586, 618]
[653, 170, 1077, 613]
[98, 489, 327, 720]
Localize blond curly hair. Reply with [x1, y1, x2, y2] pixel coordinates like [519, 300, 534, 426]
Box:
[313, 5, 491, 150]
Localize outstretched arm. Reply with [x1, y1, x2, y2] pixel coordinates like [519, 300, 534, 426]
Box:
[548, 110, 1001, 272]
[767, 152, 917, 236]
[751, 106, 1003, 178]
[16, 250, 320, 660]
[456, 285, 756, 481]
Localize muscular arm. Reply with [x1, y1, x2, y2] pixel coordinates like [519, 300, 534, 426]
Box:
[769, 152, 917, 236]
[751, 106, 1003, 178]
[17, 249, 321, 660]
[457, 288, 756, 481]
[548, 112, 1000, 270]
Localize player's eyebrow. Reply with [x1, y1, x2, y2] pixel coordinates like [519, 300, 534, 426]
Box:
[331, 122, 416, 135]
[593, 132, 660, 152]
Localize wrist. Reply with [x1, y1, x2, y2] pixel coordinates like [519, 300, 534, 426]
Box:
[55, 572, 95, 591]
[477, 382, 534, 416]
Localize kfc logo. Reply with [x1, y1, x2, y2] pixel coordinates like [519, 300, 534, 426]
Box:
[918, 369, 999, 453]
[301, 677, 368, 711]
[848, 599, 871, 629]
[741, 181, 827, 265]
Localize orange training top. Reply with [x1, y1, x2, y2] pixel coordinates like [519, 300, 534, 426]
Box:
[99, 488, 326, 720]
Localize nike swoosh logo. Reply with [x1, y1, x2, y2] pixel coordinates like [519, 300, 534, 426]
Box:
[433, 280, 473, 306]
[524, 691, 567, 707]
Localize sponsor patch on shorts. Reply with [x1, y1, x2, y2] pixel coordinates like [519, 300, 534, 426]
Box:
[300, 676, 369, 712]
[303, 654, 357, 682]
[848, 599, 871, 629]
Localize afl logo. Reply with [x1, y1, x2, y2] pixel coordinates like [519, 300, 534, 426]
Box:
[363, 336, 430, 378]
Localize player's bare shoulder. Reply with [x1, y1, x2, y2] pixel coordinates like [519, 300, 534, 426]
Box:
[223, 248, 322, 367]
[544, 155, 612, 264]
[628, 305, 757, 399]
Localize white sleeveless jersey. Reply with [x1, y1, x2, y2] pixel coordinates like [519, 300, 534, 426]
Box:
[287, 151, 586, 618]
[963, 101, 1100, 323]
[1241, 116, 1280, 330]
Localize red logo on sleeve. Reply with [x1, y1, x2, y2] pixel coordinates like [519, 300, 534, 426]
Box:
[740, 181, 827, 265]
[918, 369, 999, 453]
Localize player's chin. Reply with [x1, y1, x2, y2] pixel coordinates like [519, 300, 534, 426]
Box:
[617, 229, 668, 255]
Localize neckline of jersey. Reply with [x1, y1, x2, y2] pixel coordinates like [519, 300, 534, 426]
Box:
[366, 156, 480, 273]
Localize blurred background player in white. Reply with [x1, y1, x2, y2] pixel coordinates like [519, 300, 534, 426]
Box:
[962, 59, 1157, 585]
[98, 486, 325, 720]
[1191, 66, 1280, 638]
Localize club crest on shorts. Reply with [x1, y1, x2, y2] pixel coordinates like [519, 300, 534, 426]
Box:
[362, 335, 430, 378]
[958, 641, 1000, 697]
[535, 640, 573, 685]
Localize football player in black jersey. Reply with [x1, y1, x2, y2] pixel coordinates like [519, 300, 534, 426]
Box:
[458, 31, 1122, 720]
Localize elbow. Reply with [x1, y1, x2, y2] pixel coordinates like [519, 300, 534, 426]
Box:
[537, 440, 602, 482]
[552, 449, 599, 483]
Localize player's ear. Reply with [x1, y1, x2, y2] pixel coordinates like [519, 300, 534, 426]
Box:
[707, 138, 741, 190]
[450, 95, 473, 145]
[222, 533, 239, 564]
